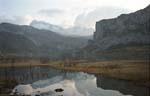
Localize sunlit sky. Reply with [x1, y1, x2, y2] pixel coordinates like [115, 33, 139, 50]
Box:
[0, 0, 149, 28]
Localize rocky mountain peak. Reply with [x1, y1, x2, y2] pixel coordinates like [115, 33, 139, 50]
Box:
[92, 5, 150, 50]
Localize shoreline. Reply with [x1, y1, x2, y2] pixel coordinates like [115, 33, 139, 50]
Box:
[0, 59, 149, 86]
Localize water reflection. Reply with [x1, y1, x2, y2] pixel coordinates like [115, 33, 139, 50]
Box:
[96, 75, 150, 96]
[0, 67, 61, 83]
[31, 72, 131, 96]
[0, 67, 149, 96]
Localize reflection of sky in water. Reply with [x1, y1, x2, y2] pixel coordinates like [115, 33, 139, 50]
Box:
[31, 72, 132, 96]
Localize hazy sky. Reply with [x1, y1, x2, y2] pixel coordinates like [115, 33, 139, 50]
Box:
[0, 0, 149, 28]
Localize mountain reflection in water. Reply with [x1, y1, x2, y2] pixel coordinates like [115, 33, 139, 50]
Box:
[1, 67, 148, 96]
[30, 72, 132, 96]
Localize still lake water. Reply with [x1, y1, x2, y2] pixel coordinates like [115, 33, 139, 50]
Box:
[0, 67, 149, 96]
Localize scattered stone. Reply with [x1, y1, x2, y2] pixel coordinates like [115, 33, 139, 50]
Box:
[54, 88, 64, 92]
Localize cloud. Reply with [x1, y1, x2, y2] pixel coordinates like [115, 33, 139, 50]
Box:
[38, 8, 65, 17]
[37, 8, 76, 28]
[0, 6, 133, 29]
[0, 14, 33, 25]
[74, 6, 132, 29]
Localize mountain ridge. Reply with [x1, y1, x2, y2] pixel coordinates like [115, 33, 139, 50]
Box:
[80, 5, 150, 60]
[93, 5, 150, 50]
[0, 23, 89, 58]
[30, 20, 94, 36]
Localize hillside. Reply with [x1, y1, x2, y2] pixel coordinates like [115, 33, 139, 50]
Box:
[0, 23, 89, 59]
[81, 5, 150, 60]
[93, 5, 150, 49]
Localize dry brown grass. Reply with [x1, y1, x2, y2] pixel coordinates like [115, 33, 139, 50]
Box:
[49, 60, 150, 86]
[0, 58, 149, 86]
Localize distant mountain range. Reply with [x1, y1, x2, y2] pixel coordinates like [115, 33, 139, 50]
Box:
[0, 5, 149, 60]
[0, 23, 90, 58]
[30, 20, 94, 36]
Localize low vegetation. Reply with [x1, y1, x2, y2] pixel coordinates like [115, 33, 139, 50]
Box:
[49, 60, 150, 86]
[0, 57, 149, 86]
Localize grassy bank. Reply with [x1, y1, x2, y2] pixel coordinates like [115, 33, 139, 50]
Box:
[0, 59, 149, 86]
[49, 60, 150, 86]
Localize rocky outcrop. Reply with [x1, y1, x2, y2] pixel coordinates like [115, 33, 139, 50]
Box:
[92, 5, 150, 50]
[80, 5, 150, 60]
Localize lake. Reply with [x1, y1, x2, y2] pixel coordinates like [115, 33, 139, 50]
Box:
[0, 67, 149, 96]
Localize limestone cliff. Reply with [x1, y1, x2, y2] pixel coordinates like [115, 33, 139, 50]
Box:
[92, 5, 150, 50]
